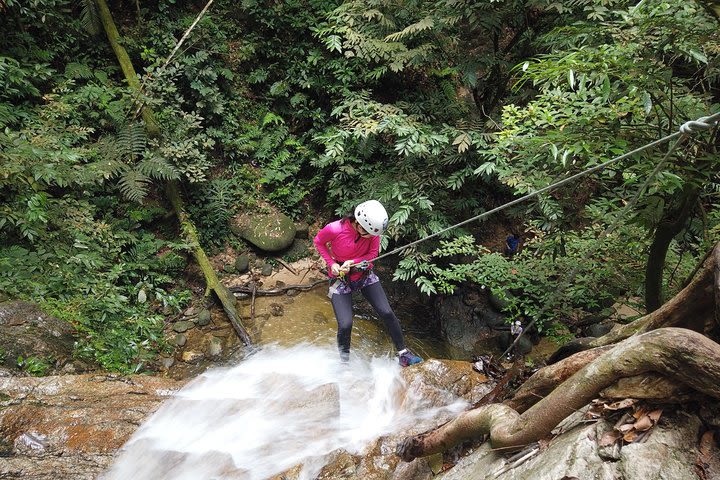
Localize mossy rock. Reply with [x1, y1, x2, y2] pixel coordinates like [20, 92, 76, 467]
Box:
[231, 210, 295, 252]
[234, 254, 250, 273]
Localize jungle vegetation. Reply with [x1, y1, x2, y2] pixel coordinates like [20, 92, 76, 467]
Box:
[0, 0, 718, 372]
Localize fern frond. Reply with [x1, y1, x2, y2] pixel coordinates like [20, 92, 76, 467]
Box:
[136, 155, 180, 181]
[117, 123, 147, 160]
[64, 62, 94, 80]
[79, 0, 102, 36]
[85, 158, 127, 181]
[119, 170, 151, 203]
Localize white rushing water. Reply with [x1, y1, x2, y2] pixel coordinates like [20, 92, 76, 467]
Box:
[104, 344, 467, 480]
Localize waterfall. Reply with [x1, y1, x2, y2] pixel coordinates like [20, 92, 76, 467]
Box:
[103, 343, 466, 480]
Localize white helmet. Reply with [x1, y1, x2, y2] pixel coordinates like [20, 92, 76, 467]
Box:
[354, 200, 388, 236]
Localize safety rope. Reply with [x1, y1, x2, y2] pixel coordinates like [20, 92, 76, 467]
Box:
[371, 112, 720, 264]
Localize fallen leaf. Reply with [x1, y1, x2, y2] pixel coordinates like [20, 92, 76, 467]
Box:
[699, 430, 716, 458]
[604, 398, 636, 410]
[633, 415, 653, 432]
[648, 409, 663, 422]
[623, 430, 640, 443]
[599, 430, 622, 447]
[619, 423, 635, 433]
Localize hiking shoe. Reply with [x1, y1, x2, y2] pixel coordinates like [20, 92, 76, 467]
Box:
[339, 350, 350, 365]
[398, 349, 423, 367]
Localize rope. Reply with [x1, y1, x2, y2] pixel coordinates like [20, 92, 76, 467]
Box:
[371, 112, 720, 263]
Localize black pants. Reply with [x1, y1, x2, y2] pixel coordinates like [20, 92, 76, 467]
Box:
[331, 280, 406, 357]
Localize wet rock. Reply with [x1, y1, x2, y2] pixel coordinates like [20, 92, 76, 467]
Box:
[235, 254, 250, 273]
[261, 263, 274, 276]
[585, 323, 613, 338]
[294, 222, 310, 239]
[401, 359, 493, 407]
[315, 449, 360, 479]
[462, 289, 483, 306]
[391, 458, 434, 480]
[172, 321, 195, 333]
[160, 356, 175, 369]
[270, 303, 284, 317]
[436, 296, 485, 351]
[0, 373, 184, 480]
[204, 336, 223, 358]
[181, 350, 204, 363]
[473, 305, 506, 329]
[284, 238, 311, 259]
[173, 333, 187, 347]
[196, 309, 212, 326]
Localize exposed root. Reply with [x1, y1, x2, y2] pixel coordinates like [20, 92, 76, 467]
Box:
[398, 328, 720, 461]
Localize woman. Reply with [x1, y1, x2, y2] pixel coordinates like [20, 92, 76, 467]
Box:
[313, 200, 423, 366]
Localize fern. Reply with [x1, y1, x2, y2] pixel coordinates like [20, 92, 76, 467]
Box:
[136, 155, 180, 181]
[383, 16, 436, 42]
[64, 62, 94, 80]
[119, 170, 151, 203]
[79, 0, 102, 36]
[117, 123, 148, 160]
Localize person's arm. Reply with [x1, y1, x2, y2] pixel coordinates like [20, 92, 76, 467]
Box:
[313, 222, 340, 270]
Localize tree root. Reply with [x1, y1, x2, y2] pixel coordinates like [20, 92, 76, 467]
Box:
[229, 279, 327, 297]
[398, 327, 720, 461]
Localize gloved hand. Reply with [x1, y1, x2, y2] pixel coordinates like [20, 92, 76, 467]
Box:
[356, 260, 371, 270]
[331, 263, 342, 276]
[339, 260, 353, 274]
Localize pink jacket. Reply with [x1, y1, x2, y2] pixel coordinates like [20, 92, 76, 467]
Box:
[313, 219, 379, 281]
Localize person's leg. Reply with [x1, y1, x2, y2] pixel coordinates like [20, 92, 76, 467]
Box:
[331, 292, 354, 361]
[361, 281, 406, 351]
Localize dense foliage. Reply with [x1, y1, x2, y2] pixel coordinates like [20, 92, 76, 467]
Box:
[0, 0, 717, 369]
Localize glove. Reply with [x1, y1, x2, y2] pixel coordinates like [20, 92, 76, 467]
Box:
[339, 260, 353, 274]
[356, 260, 371, 270]
[331, 263, 341, 276]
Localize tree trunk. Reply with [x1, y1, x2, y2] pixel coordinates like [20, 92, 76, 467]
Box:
[95, 0, 160, 137]
[644, 182, 699, 312]
[398, 328, 720, 461]
[166, 181, 252, 346]
[95, 1, 252, 346]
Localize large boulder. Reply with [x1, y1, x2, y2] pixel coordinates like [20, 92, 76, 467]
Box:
[0, 301, 92, 375]
[230, 209, 295, 252]
[436, 411, 704, 480]
[436, 295, 487, 351]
